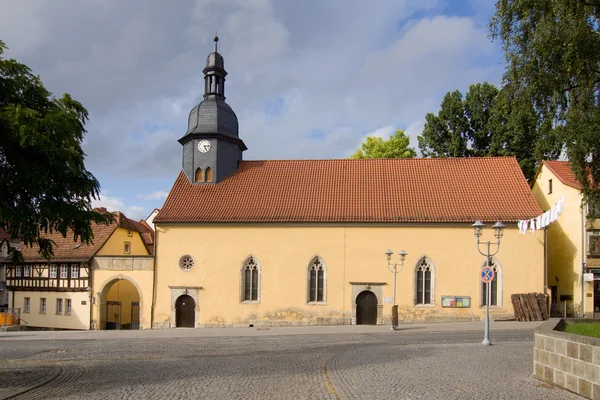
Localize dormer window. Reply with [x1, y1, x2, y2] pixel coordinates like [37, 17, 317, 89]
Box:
[195, 168, 203, 183]
[205, 167, 213, 183]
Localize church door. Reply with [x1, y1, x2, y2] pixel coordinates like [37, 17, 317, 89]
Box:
[175, 295, 195, 328]
[356, 291, 377, 325]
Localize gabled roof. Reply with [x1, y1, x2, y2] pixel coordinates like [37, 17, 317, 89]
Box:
[7, 222, 118, 262]
[1, 210, 154, 263]
[543, 160, 582, 189]
[155, 157, 542, 224]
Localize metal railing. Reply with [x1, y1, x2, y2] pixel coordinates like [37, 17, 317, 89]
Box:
[549, 301, 581, 318]
[0, 307, 20, 327]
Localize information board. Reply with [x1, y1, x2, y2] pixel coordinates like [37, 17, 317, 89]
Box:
[441, 296, 471, 308]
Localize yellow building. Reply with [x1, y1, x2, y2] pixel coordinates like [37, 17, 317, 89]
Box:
[151, 38, 546, 328]
[2, 209, 154, 330]
[532, 161, 600, 317]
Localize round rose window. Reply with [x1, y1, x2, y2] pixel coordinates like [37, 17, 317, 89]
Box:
[179, 255, 195, 271]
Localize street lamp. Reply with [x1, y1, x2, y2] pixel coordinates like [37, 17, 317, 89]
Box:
[386, 249, 407, 330]
[472, 220, 505, 346]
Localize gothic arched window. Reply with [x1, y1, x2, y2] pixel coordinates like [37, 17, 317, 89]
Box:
[308, 256, 326, 303]
[481, 259, 502, 306]
[242, 256, 259, 302]
[205, 167, 213, 183]
[415, 257, 434, 305]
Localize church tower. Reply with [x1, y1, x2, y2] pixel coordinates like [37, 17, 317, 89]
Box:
[179, 36, 247, 184]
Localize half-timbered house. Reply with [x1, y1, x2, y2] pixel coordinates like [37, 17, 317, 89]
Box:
[2, 209, 154, 330]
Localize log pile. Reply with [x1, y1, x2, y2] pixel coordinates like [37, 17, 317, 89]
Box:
[511, 293, 549, 321]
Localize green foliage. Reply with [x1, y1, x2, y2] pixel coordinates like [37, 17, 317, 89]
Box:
[490, 0, 600, 210]
[0, 40, 113, 259]
[351, 129, 416, 159]
[418, 83, 561, 181]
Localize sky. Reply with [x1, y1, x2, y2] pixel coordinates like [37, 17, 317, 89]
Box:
[0, 0, 505, 221]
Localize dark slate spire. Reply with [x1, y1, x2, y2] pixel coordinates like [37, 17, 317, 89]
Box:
[203, 35, 226, 99]
[183, 35, 240, 138]
[179, 36, 247, 185]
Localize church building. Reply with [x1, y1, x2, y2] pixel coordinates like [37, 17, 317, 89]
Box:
[151, 37, 546, 328]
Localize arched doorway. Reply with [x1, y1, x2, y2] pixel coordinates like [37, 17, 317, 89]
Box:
[100, 279, 141, 330]
[356, 291, 377, 325]
[175, 295, 195, 328]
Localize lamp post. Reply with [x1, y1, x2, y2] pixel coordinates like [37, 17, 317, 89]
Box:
[472, 220, 505, 346]
[386, 249, 407, 330]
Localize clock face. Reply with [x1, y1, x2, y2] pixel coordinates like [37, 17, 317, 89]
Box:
[197, 140, 211, 153]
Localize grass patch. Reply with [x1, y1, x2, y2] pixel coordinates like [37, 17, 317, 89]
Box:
[563, 322, 600, 338]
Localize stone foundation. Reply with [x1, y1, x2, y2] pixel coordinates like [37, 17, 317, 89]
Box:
[534, 318, 600, 399]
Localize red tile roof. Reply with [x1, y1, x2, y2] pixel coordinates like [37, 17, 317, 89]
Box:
[155, 157, 541, 224]
[1, 210, 154, 262]
[543, 160, 582, 189]
[10, 222, 118, 262]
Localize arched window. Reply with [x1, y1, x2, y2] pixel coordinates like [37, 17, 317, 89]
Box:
[241, 256, 259, 302]
[205, 167, 213, 183]
[415, 257, 434, 305]
[481, 259, 502, 306]
[307, 256, 326, 303]
[194, 168, 203, 183]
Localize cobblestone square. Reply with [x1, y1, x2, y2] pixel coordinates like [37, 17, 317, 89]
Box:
[0, 326, 584, 400]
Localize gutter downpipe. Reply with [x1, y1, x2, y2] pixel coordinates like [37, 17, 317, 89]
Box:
[544, 227, 548, 297]
[582, 198, 587, 318]
[151, 226, 158, 329]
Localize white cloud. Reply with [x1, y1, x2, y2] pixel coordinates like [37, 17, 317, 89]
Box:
[138, 191, 169, 200]
[0, 1, 503, 211]
[92, 194, 145, 221]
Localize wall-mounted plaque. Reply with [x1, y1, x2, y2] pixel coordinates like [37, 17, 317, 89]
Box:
[441, 296, 471, 308]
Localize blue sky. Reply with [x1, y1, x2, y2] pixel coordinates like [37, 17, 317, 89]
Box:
[0, 0, 505, 221]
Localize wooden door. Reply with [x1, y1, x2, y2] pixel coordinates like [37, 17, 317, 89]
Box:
[356, 291, 377, 325]
[106, 301, 121, 330]
[175, 295, 195, 328]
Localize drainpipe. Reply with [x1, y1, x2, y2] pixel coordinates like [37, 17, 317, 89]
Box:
[151, 226, 158, 329]
[88, 261, 94, 330]
[582, 198, 587, 318]
[544, 227, 548, 296]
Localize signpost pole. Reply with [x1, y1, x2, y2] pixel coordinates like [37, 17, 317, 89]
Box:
[482, 248, 492, 346]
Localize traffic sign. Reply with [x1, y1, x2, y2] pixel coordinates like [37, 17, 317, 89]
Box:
[481, 266, 495, 283]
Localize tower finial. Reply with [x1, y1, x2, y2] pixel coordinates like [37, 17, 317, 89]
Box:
[214, 34, 219, 52]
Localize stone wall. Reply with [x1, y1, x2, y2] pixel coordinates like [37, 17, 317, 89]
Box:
[534, 318, 600, 399]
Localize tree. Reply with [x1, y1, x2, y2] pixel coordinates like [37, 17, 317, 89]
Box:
[351, 129, 416, 159]
[417, 83, 561, 181]
[0, 40, 113, 260]
[491, 0, 600, 209]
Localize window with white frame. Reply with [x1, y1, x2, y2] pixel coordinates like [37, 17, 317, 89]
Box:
[56, 299, 63, 314]
[65, 299, 72, 315]
[24, 297, 30, 313]
[40, 298, 46, 314]
[241, 256, 259, 302]
[23, 265, 30, 277]
[481, 259, 502, 306]
[71, 264, 79, 279]
[60, 264, 68, 279]
[308, 256, 326, 303]
[415, 257, 434, 305]
[49, 264, 57, 278]
[15, 265, 22, 277]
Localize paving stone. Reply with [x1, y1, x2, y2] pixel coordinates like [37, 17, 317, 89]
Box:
[0, 332, 584, 400]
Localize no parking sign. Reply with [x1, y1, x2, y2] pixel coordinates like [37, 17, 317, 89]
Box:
[481, 266, 495, 283]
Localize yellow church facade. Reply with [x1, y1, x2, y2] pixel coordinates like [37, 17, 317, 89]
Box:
[151, 37, 546, 328]
[152, 222, 544, 328]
